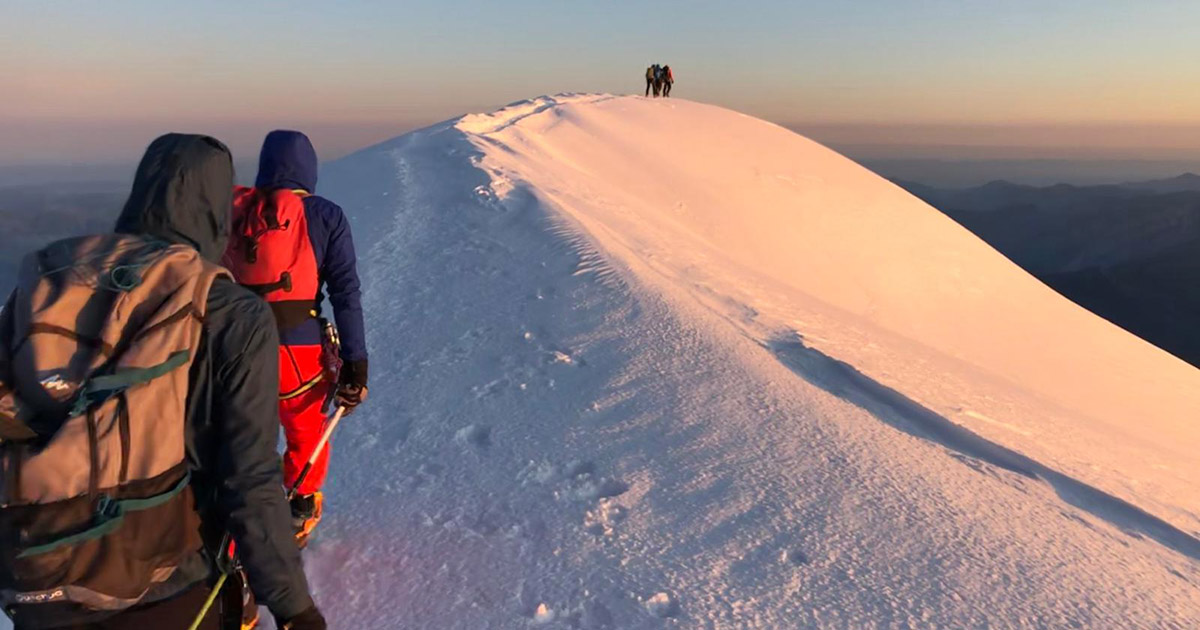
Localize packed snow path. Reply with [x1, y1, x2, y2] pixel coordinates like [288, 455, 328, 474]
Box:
[309, 95, 1200, 628]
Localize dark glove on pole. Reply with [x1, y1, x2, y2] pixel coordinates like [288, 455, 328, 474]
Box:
[336, 359, 368, 414]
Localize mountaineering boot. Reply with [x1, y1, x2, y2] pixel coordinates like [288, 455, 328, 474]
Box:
[291, 492, 324, 548]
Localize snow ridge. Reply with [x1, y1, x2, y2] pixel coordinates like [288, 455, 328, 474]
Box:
[297, 94, 1200, 629]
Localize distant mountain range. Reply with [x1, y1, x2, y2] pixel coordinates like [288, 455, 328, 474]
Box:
[897, 176, 1200, 367]
[0, 181, 123, 289]
[1121, 172, 1200, 193]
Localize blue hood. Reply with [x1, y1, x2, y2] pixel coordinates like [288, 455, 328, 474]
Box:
[255, 130, 319, 192]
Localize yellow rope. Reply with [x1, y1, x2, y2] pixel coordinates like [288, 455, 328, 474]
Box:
[279, 372, 325, 401]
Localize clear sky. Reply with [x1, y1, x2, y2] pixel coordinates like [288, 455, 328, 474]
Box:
[3, 0, 1199, 166]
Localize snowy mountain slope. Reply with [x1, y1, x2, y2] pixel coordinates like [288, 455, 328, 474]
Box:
[304, 95, 1200, 628]
[453, 94, 1200, 533]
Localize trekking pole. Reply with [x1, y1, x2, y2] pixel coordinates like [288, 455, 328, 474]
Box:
[286, 405, 346, 501]
[186, 533, 236, 630]
[187, 406, 344, 629]
[185, 572, 227, 630]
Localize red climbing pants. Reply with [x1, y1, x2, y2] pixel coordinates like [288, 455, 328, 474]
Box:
[279, 344, 332, 495]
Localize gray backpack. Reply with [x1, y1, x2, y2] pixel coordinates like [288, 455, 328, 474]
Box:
[0, 234, 227, 621]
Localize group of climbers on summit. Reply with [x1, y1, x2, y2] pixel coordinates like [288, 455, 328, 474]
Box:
[0, 130, 367, 630]
[645, 63, 675, 97]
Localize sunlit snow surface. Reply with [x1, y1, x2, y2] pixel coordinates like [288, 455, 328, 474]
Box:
[24, 95, 1197, 630]
[290, 94, 1200, 628]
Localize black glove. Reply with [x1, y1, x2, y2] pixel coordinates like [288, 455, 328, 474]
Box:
[278, 605, 327, 630]
[336, 359, 368, 414]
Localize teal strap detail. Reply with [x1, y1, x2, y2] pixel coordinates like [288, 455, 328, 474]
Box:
[16, 510, 124, 559]
[17, 473, 191, 558]
[70, 350, 190, 417]
[110, 473, 190, 512]
[86, 350, 189, 394]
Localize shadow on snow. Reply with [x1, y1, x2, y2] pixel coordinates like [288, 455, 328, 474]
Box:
[769, 335, 1200, 562]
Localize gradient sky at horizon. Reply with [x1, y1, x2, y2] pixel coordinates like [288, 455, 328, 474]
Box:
[3, 0, 1200, 166]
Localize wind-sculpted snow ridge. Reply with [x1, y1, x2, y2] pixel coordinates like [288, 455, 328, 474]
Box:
[292, 94, 1200, 629]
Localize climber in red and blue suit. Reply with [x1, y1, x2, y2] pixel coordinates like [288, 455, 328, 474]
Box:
[241, 130, 369, 544]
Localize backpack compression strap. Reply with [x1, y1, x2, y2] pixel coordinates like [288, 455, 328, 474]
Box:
[242, 271, 293, 297]
[16, 472, 192, 558]
[69, 350, 190, 417]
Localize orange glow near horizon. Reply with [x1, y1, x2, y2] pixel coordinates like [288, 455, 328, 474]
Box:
[4, 2, 1200, 166]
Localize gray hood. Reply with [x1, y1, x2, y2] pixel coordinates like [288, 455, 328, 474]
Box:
[114, 134, 234, 262]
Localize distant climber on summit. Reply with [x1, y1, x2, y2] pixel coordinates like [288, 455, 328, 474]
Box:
[224, 130, 370, 549]
[662, 65, 675, 97]
[645, 64, 656, 97]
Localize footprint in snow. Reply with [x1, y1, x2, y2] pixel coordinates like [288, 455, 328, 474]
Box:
[560, 460, 628, 501]
[456, 424, 491, 448]
[517, 460, 560, 486]
[783, 548, 809, 565]
[579, 600, 614, 628]
[565, 460, 596, 478]
[417, 462, 443, 478]
[568, 477, 628, 502]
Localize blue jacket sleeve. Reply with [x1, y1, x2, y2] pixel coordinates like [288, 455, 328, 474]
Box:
[316, 199, 369, 367]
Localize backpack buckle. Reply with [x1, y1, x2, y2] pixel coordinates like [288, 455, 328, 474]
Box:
[109, 265, 144, 291]
[69, 390, 91, 418]
[95, 494, 120, 521]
